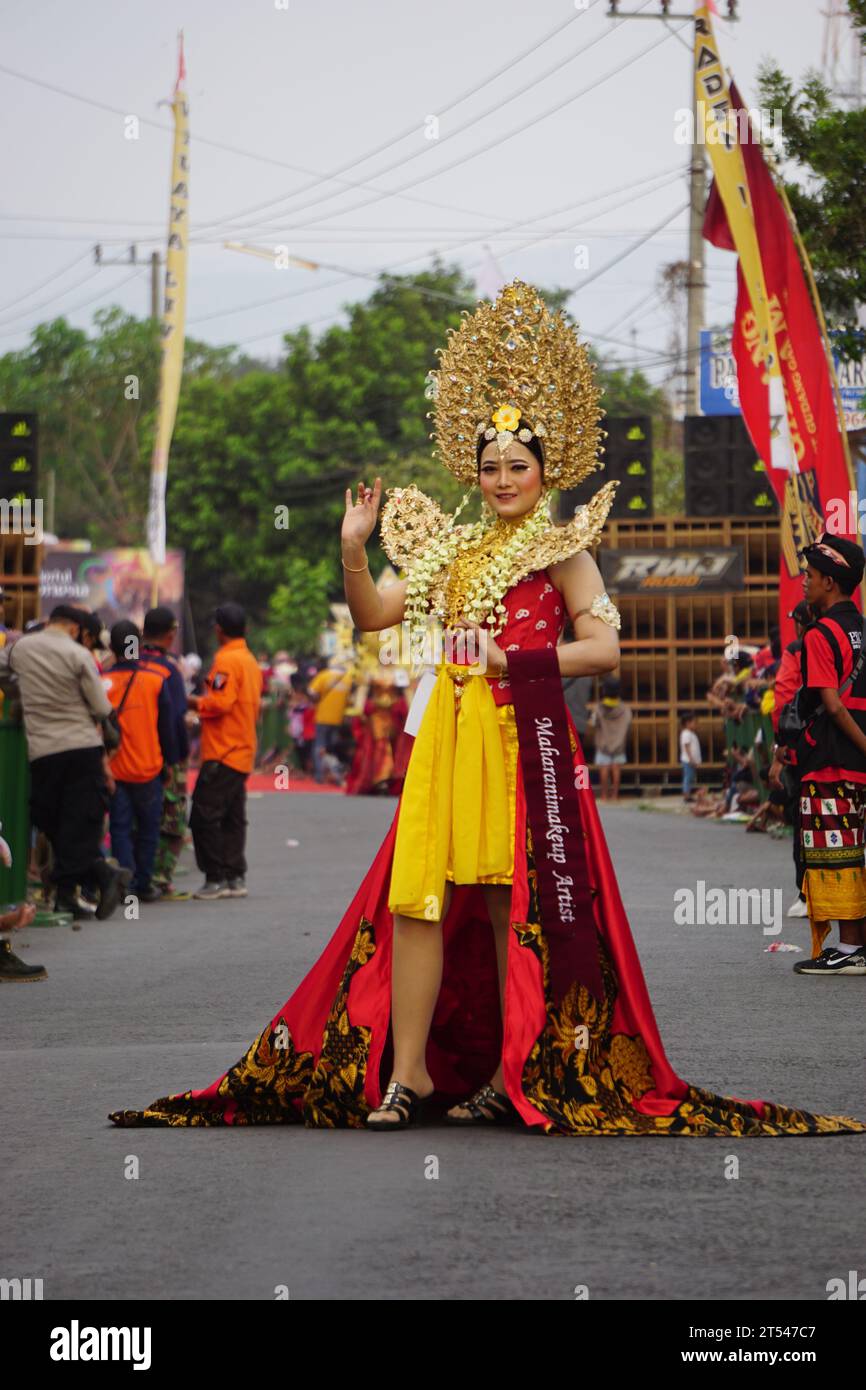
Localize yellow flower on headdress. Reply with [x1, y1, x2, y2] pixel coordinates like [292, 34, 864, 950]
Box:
[491, 404, 521, 433]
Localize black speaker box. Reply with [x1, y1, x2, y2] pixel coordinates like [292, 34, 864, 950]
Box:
[0, 412, 39, 502]
[558, 415, 653, 520]
[684, 415, 777, 517]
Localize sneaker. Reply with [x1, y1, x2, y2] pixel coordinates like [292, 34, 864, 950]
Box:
[793, 946, 866, 976]
[55, 891, 97, 921]
[225, 878, 247, 897]
[193, 879, 230, 900]
[787, 896, 809, 918]
[0, 938, 47, 982]
[137, 885, 163, 904]
[92, 860, 133, 921]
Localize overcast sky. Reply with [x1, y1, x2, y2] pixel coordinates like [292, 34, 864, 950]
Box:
[0, 0, 853, 388]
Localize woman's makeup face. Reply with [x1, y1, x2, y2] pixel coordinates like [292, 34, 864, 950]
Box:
[478, 440, 544, 518]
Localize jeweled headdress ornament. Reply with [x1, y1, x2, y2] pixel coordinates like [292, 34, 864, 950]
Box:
[425, 279, 605, 489]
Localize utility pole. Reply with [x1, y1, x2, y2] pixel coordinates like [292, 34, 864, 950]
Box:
[92, 243, 163, 320]
[607, 2, 739, 415]
[150, 251, 161, 321]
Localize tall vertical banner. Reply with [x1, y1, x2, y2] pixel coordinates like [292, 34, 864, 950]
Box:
[695, 5, 857, 646]
[147, 36, 189, 571]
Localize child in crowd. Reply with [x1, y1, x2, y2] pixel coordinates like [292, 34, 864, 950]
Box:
[679, 713, 702, 802]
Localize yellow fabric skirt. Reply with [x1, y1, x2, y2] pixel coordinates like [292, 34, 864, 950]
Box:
[388, 667, 519, 921]
[803, 865, 866, 924]
[803, 865, 866, 957]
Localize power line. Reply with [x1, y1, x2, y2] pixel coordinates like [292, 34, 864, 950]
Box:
[188, 166, 685, 329]
[568, 200, 689, 298]
[194, 161, 685, 249]
[0, 61, 500, 231]
[0, 267, 144, 341]
[0, 265, 103, 327]
[599, 283, 661, 337]
[197, 0, 608, 235]
[1, 52, 638, 237]
[0, 249, 90, 316]
[200, 0, 631, 236]
[0, 162, 683, 343]
[214, 12, 684, 242]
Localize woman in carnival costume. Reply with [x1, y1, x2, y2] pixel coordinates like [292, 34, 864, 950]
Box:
[110, 282, 864, 1137]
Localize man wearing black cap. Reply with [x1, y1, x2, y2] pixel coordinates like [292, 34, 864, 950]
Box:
[187, 603, 263, 899]
[0, 604, 130, 920]
[783, 534, 866, 975]
[140, 607, 190, 899]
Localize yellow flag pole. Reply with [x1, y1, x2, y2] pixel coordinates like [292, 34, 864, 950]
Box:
[147, 31, 189, 612]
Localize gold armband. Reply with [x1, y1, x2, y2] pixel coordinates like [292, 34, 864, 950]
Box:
[573, 591, 621, 631]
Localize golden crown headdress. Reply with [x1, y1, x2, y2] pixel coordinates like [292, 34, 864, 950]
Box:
[425, 279, 605, 489]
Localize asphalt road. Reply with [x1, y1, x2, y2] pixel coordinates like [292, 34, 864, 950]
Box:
[2, 793, 864, 1301]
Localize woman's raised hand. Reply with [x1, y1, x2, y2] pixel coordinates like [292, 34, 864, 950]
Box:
[342, 477, 382, 549]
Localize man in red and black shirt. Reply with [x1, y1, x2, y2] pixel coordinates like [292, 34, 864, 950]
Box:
[788, 533, 866, 976]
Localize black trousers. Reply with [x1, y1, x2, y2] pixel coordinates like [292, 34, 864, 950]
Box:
[190, 760, 248, 881]
[29, 746, 109, 895]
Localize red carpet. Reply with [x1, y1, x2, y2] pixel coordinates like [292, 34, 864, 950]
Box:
[187, 770, 342, 795]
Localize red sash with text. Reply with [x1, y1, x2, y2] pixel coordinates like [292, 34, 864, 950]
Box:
[508, 648, 603, 1005]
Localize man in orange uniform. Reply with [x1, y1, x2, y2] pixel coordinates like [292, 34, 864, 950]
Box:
[188, 603, 263, 900]
[105, 620, 174, 904]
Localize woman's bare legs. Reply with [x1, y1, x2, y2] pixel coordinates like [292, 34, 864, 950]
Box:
[366, 884, 452, 1125]
[445, 884, 512, 1120]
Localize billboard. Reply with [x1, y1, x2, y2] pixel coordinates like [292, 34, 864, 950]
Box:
[40, 547, 184, 630]
[700, 327, 866, 429]
[599, 545, 744, 594]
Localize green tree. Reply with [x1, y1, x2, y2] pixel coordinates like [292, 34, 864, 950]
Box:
[260, 556, 333, 657]
[0, 308, 239, 542]
[0, 263, 678, 639]
[166, 264, 475, 627]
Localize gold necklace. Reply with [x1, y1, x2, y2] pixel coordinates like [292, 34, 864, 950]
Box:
[444, 499, 550, 628]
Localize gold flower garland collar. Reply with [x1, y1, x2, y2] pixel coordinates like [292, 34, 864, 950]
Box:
[380, 480, 619, 649]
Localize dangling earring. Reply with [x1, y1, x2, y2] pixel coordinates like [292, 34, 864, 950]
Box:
[449, 483, 477, 526]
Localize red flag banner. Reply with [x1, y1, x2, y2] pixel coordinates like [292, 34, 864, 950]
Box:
[703, 85, 857, 645]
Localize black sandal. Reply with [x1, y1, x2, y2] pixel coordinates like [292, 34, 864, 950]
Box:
[445, 1083, 518, 1126]
[366, 1080, 428, 1131]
